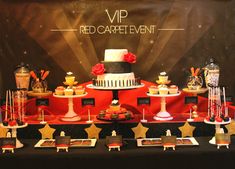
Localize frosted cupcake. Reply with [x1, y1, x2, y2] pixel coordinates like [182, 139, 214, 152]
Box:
[169, 85, 178, 94]
[64, 88, 74, 96]
[65, 72, 75, 85]
[158, 72, 168, 83]
[148, 85, 158, 94]
[75, 86, 85, 95]
[158, 85, 169, 95]
[55, 86, 65, 95]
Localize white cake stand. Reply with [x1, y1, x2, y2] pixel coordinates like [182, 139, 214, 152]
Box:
[204, 119, 231, 144]
[147, 92, 181, 121]
[53, 93, 88, 121]
[1, 123, 28, 148]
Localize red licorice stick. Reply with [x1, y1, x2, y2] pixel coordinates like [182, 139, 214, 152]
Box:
[30, 71, 37, 79]
[41, 71, 49, 80]
[41, 70, 45, 77]
[190, 67, 195, 76]
[194, 68, 200, 76]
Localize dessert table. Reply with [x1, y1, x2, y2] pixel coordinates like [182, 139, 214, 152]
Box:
[0, 137, 235, 169]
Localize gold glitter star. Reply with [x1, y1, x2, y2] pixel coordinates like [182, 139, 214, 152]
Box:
[225, 120, 235, 136]
[131, 122, 149, 139]
[0, 127, 9, 138]
[38, 124, 56, 139]
[85, 123, 102, 139]
[179, 122, 196, 137]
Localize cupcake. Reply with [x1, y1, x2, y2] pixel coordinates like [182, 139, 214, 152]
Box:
[158, 85, 169, 95]
[65, 72, 75, 85]
[148, 85, 158, 94]
[75, 86, 85, 95]
[169, 85, 178, 94]
[64, 88, 74, 95]
[158, 72, 168, 83]
[55, 86, 65, 95]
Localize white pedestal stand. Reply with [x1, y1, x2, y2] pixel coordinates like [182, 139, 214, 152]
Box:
[204, 119, 231, 144]
[147, 92, 181, 121]
[86, 109, 93, 123]
[140, 108, 147, 123]
[53, 93, 87, 122]
[1, 123, 28, 148]
[187, 109, 194, 122]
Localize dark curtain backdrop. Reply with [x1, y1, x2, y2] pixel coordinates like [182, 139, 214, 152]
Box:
[0, 0, 235, 97]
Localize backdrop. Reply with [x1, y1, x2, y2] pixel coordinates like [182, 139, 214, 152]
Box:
[0, 0, 235, 98]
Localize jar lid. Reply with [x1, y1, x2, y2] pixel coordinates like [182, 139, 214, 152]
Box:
[15, 62, 30, 74]
[205, 58, 219, 70]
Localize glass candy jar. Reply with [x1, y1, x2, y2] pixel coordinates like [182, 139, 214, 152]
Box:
[204, 58, 220, 87]
[14, 63, 30, 90]
[187, 75, 203, 90]
[31, 79, 48, 93]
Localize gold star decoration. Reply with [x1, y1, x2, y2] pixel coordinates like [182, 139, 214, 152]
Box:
[0, 127, 9, 138]
[178, 122, 196, 137]
[38, 124, 56, 139]
[131, 122, 149, 139]
[225, 120, 235, 136]
[85, 123, 102, 139]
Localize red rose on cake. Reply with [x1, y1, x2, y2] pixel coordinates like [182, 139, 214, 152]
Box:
[124, 52, 136, 63]
[91, 63, 106, 76]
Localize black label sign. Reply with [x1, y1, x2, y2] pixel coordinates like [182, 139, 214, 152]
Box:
[55, 136, 71, 147]
[221, 96, 233, 103]
[137, 97, 151, 105]
[82, 98, 95, 106]
[0, 138, 16, 148]
[185, 96, 198, 104]
[36, 98, 49, 106]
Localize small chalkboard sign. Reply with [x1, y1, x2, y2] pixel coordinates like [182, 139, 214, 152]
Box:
[36, 98, 49, 106]
[216, 133, 230, 145]
[82, 98, 95, 107]
[185, 96, 198, 104]
[137, 97, 151, 105]
[55, 136, 71, 147]
[161, 136, 177, 145]
[0, 138, 16, 148]
[106, 135, 123, 147]
[221, 96, 233, 103]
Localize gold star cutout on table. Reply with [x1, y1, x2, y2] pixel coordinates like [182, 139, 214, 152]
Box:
[225, 120, 235, 136]
[38, 124, 56, 139]
[131, 122, 149, 139]
[179, 122, 196, 137]
[0, 127, 9, 138]
[85, 123, 102, 139]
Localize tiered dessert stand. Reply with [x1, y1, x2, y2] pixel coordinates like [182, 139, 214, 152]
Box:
[53, 92, 88, 121]
[147, 80, 181, 121]
[1, 123, 28, 148]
